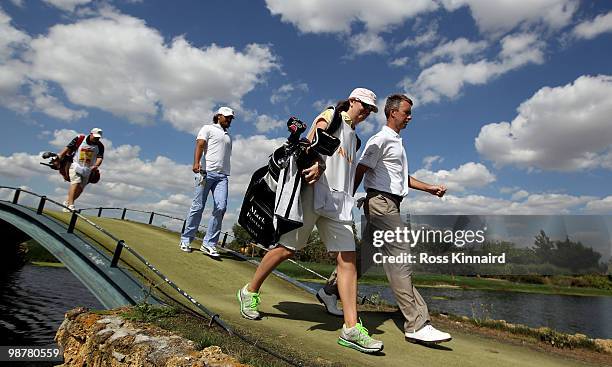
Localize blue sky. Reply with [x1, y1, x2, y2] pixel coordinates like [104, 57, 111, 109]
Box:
[1, 0, 612, 232]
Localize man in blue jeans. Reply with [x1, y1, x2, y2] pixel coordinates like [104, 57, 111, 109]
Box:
[179, 106, 234, 258]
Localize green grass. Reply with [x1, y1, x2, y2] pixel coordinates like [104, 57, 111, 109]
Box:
[23, 239, 61, 263]
[274, 261, 612, 297]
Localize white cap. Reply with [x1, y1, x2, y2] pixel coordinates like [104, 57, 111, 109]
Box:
[216, 106, 234, 117]
[348, 88, 378, 113]
[90, 127, 103, 138]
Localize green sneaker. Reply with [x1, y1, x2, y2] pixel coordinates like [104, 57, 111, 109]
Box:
[237, 284, 261, 320]
[338, 322, 383, 353]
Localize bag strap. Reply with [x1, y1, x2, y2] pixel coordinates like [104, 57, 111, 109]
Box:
[325, 106, 343, 135]
[76, 134, 86, 148]
[325, 106, 362, 151]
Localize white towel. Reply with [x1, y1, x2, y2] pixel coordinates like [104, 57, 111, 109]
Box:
[273, 154, 303, 230]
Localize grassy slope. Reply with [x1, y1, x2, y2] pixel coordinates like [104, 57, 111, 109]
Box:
[45, 211, 600, 367]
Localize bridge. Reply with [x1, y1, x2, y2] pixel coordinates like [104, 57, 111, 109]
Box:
[0, 186, 596, 367]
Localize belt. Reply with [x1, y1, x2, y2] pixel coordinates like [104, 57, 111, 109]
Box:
[366, 188, 403, 206]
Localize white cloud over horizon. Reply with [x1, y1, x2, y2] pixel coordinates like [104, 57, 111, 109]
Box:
[475, 74, 612, 172]
[404, 192, 595, 215]
[1, 7, 279, 133]
[412, 161, 496, 192]
[0, 132, 283, 222]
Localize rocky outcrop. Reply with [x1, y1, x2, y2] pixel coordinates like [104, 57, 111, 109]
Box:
[55, 307, 250, 367]
[596, 339, 612, 354]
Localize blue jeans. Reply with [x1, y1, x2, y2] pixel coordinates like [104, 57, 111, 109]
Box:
[181, 171, 228, 247]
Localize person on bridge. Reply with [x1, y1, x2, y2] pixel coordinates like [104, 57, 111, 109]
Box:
[316, 94, 452, 344]
[179, 107, 234, 258]
[56, 128, 104, 212]
[238, 88, 384, 354]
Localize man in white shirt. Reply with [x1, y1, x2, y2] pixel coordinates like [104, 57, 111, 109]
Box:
[179, 107, 234, 258]
[317, 94, 453, 344]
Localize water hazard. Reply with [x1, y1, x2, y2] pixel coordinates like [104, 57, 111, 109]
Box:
[304, 281, 612, 339]
[0, 264, 103, 346]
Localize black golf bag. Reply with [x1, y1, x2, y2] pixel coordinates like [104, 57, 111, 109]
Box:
[238, 116, 340, 247]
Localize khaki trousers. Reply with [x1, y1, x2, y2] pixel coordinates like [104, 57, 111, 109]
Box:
[324, 192, 430, 332]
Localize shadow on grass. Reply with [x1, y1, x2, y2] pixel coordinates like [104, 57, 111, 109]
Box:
[265, 301, 454, 352]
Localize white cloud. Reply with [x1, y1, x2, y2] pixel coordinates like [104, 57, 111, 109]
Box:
[228, 135, 286, 196]
[102, 144, 191, 192]
[313, 99, 336, 111]
[42, 0, 92, 12]
[19, 9, 277, 131]
[357, 120, 375, 135]
[0, 60, 29, 113]
[265, 0, 438, 34]
[146, 193, 194, 219]
[499, 186, 520, 194]
[270, 83, 308, 104]
[412, 162, 496, 192]
[422, 155, 443, 170]
[255, 114, 285, 133]
[0, 8, 30, 112]
[396, 22, 439, 51]
[87, 181, 146, 201]
[418, 38, 487, 66]
[1, 134, 298, 232]
[0, 186, 34, 205]
[584, 196, 612, 214]
[403, 33, 544, 104]
[511, 190, 529, 201]
[265, 0, 438, 56]
[440, 0, 579, 36]
[404, 192, 595, 215]
[30, 82, 88, 121]
[475, 75, 612, 171]
[348, 32, 386, 55]
[47, 128, 114, 151]
[498, 33, 545, 68]
[389, 57, 409, 67]
[521, 193, 595, 212]
[572, 11, 612, 40]
[0, 7, 30, 62]
[48, 129, 79, 148]
[0, 152, 51, 179]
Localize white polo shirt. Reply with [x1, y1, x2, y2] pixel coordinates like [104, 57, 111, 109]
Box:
[196, 123, 232, 175]
[359, 126, 409, 197]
